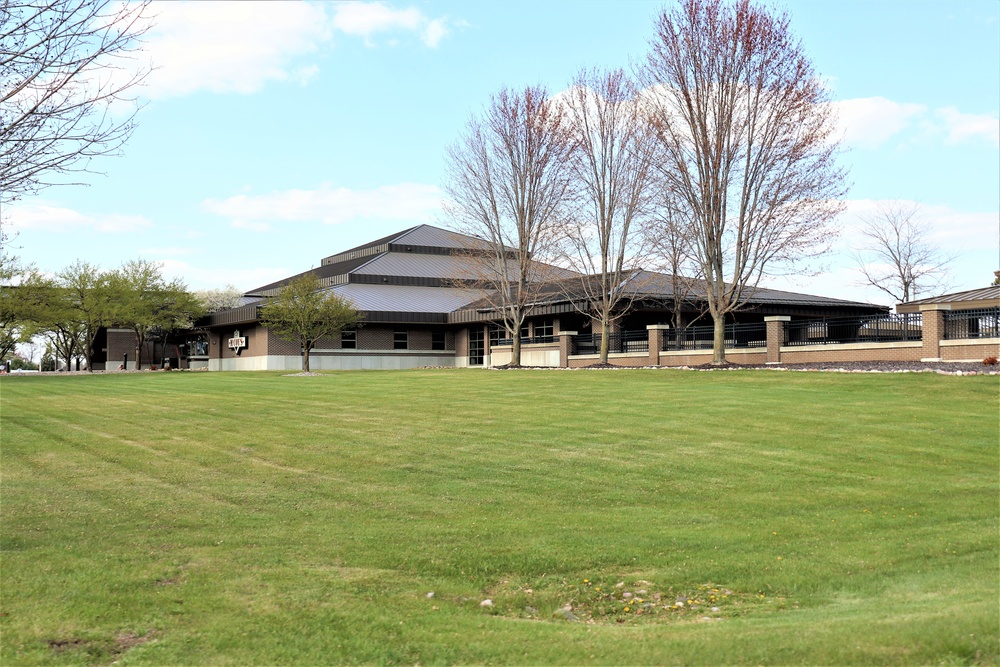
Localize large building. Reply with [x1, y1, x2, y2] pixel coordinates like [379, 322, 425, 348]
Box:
[188, 225, 890, 371]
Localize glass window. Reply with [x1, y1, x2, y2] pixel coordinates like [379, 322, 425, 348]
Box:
[394, 329, 408, 350]
[489, 323, 505, 346]
[432, 330, 446, 351]
[468, 327, 484, 365]
[534, 319, 554, 340]
[341, 330, 356, 349]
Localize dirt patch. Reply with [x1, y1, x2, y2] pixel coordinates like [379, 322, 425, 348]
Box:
[47, 630, 157, 662]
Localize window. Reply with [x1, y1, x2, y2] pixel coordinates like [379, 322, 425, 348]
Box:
[488, 323, 505, 346]
[432, 330, 446, 351]
[520, 324, 530, 340]
[534, 319, 554, 341]
[469, 327, 484, 365]
[394, 329, 408, 350]
[341, 330, 356, 349]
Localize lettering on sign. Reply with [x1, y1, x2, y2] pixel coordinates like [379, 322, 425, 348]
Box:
[228, 330, 247, 355]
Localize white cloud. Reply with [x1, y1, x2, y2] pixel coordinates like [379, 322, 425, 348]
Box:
[935, 107, 1000, 146]
[332, 2, 452, 47]
[6, 201, 153, 233]
[832, 97, 1000, 149]
[142, 2, 331, 98]
[140, 2, 458, 98]
[831, 97, 926, 149]
[202, 182, 444, 229]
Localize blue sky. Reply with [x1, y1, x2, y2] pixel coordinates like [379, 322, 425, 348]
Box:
[6, 0, 999, 307]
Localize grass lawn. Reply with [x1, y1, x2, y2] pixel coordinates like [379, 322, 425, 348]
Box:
[1, 368, 997, 665]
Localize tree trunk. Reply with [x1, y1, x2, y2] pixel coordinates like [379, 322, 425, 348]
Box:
[600, 325, 610, 364]
[511, 334, 521, 366]
[302, 344, 311, 372]
[711, 315, 727, 365]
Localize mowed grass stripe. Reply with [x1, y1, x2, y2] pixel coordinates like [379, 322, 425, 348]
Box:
[1, 370, 996, 665]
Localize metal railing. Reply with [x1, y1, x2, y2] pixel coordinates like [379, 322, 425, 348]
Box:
[573, 330, 649, 355]
[495, 335, 556, 346]
[662, 322, 767, 351]
[786, 313, 922, 346]
[943, 307, 1000, 340]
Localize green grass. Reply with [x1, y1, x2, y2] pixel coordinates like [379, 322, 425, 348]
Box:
[1, 369, 997, 665]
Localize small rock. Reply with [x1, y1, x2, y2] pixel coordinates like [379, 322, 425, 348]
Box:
[615, 581, 625, 589]
[711, 606, 720, 612]
[480, 599, 494, 608]
[425, 592, 435, 598]
[524, 605, 538, 614]
[552, 608, 579, 621]
[622, 592, 633, 599]
[637, 589, 647, 595]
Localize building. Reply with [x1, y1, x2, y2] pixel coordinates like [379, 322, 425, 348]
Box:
[189, 225, 898, 371]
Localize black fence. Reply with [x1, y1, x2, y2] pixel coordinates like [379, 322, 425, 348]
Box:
[786, 313, 922, 346]
[573, 330, 649, 355]
[944, 307, 1000, 340]
[495, 335, 556, 346]
[661, 322, 768, 351]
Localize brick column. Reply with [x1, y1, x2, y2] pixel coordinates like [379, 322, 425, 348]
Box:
[647, 325, 669, 366]
[558, 331, 577, 368]
[764, 316, 790, 365]
[920, 306, 947, 361]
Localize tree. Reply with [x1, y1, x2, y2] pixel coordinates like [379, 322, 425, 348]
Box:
[0, 259, 48, 360]
[558, 68, 658, 364]
[259, 273, 362, 373]
[852, 202, 953, 303]
[35, 277, 86, 370]
[444, 85, 575, 366]
[58, 260, 112, 371]
[194, 284, 244, 313]
[1, 0, 151, 205]
[111, 259, 203, 369]
[641, 0, 847, 364]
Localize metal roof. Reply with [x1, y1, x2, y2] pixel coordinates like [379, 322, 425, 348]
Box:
[897, 286, 1000, 309]
[325, 283, 485, 313]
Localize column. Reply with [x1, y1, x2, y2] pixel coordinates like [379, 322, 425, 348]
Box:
[920, 306, 947, 362]
[558, 331, 577, 368]
[764, 316, 790, 365]
[646, 325, 669, 366]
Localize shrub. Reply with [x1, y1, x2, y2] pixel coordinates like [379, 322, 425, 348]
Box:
[983, 356, 997, 366]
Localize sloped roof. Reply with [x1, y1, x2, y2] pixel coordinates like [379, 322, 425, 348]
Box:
[896, 286, 1000, 313]
[326, 283, 485, 314]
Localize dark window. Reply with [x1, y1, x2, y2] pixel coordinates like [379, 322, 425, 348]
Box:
[489, 324, 505, 346]
[534, 319, 554, 340]
[520, 324, 530, 340]
[469, 327, 484, 365]
[432, 330, 446, 351]
[394, 329, 408, 350]
[341, 330, 356, 349]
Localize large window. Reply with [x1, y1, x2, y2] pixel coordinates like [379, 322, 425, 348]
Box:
[394, 329, 408, 350]
[432, 330, 446, 351]
[469, 327, 484, 365]
[489, 323, 505, 347]
[341, 330, 356, 349]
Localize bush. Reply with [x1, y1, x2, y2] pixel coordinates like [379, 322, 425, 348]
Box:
[983, 356, 998, 366]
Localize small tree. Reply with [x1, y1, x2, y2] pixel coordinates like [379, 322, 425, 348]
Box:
[259, 273, 362, 373]
[58, 260, 113, 372]
[111, 259, 203, 369]
[194, 284, 244, 313]
[852, 202, 953, 303]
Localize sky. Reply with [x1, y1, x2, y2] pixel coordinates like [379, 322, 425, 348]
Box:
[4, 0, 999, 308]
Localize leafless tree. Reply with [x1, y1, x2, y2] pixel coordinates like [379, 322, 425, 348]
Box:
[644, 188, 705, 343]
[852, 202, 953, 304]
[557, 68, 658, 363]
[444, 85, 575, 366]
[640, 0, 847, 364]
[1, 0, 151, 205]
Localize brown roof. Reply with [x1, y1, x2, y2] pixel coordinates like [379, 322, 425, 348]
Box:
[896, 286, 1000, 313]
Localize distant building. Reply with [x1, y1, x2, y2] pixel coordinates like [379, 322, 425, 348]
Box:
[185, 225, 889, 370]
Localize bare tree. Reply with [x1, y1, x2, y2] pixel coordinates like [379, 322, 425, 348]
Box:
[557, 68, 658, 363]
[1, 0, 151, 204]
[641, 0, 847, 364]
[644, 189, 705, 343]
[852, 202, 953, 303]
[444, 85, 575, 366]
